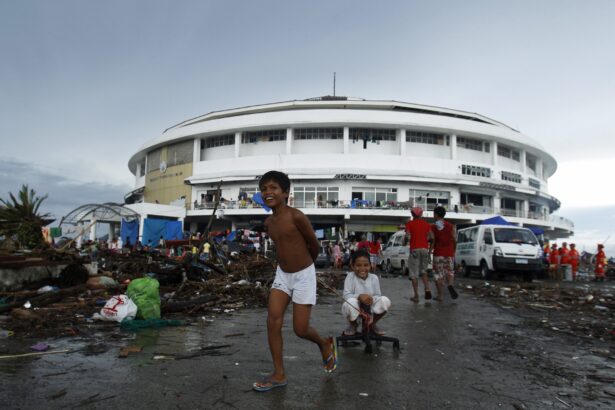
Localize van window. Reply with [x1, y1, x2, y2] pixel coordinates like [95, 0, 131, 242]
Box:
[467, 228, 478, 242]
[393, 234, 404, 246]
[484, 230, 493, 245]
[493, 228, 538, 245]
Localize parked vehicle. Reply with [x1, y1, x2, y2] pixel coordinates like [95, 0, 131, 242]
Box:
[456, 224, 543, 281]
[315, 244, 330, 268]
[381, 230, 409, 274]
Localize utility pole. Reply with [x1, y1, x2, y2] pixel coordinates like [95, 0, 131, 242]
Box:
[333, 72, 336, 96]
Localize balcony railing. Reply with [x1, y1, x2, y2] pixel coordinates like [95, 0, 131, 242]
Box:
[190, 200, 572, 226]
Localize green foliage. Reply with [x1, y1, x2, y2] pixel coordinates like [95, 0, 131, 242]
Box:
[0, 185, 51, 249]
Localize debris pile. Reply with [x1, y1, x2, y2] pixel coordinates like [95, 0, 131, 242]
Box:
[463, 280, 615, 340]
[0, 247, 344, 338]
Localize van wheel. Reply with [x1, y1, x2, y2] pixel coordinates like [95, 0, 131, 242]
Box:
[461, 261, 471, 277]
[385, 260, 393, 274]
[480, 261, 492, 280]
[401, 260, 409, 276]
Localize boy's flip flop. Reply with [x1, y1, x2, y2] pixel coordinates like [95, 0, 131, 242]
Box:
[253, 376, 287, 392]
[448, 285, 459, 299]
[323, 336, 338, 374]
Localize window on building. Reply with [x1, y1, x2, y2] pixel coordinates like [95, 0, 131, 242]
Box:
[167, 140, 193, 166]
[203, 134, 235, 148]
[147, 149, 161, 173]
[409, 189, 450, 209]
[350, 187, 397, 204]
[460, 193, 492, 207]
[529, 178, 541, 189]
[292, 186, 339, 207]
[501, 171, 522, 183]
[242, 129, 286, 143]
[461, 164, 491, 177]
[138, 160, 146, 177]
[349, 128, 396, 142]
[526, 155, 537, 172]
[406, 131, 449, 145]
[497, 144, 520, 161]
[294, 128, 343, 140]
[457, 136, 490, 152]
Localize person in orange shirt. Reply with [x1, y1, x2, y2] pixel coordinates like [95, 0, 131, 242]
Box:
[595, 244, 607, 282]
[568, 243, 580, 281]
[549, 244, 559, 280]
[559, 242, 570, 280]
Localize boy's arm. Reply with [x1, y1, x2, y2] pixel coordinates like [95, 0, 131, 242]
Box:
[343, 274, 357, 300]
[293, 210, 320, 261]
[371, 275, 382, 297]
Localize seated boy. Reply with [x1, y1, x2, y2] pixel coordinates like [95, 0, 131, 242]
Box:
[342, 249, 391, 336]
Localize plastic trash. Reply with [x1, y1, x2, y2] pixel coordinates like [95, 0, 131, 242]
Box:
[30, 342, 49, 352]
[126, 278, 161, 320]
[37, 285, 59, 294]
[100, 295, 138, 322]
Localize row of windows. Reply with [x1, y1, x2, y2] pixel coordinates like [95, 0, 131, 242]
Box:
[498, 144, 520, 161]
[529, 178, 541, 189]
[406, 131, 449, 146]
[295, 128, 342, 140]
[242, 129, 286, 143]
[457, 136, 490, 153]
[350, 128, 397, 142]
[203, 134, 234, 148]
[501, 171, 522, 183]
[461, 164, 492, 177]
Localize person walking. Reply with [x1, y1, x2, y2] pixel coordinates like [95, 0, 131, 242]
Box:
[405, 207, 434, 303]
[430, 206, 458, 301]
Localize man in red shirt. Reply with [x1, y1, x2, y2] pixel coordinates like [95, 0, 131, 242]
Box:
[549, 244, 559, 280]
[430, 206, 458, 300]
[569, 243, 580, 281]
[405, 207, 434, 303]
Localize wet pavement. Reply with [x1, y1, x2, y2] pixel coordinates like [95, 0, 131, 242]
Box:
[1, 275, 614, 409]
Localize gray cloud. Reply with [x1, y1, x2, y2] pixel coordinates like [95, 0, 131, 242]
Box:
[0, 158, 130, 222]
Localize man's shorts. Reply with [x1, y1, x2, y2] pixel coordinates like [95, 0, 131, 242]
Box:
[408, 248, 430, 279]
[369, 254, 378, 264]
[271, 263, 317, 305]
[433, 256, 454, 280]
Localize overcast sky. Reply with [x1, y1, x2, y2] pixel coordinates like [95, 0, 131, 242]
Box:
[1, 0, 614, 253]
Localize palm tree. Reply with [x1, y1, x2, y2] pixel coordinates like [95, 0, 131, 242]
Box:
[0, 185, 51, 249]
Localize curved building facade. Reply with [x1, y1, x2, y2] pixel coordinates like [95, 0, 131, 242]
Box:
[127, 97, 573, 238]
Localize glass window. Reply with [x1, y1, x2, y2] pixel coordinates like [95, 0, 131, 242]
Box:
[203, 134, 235, 148]
[409, 189, 450, 210]
[406, 130, 449, 145]
[501, 171, 522, 183]
[526, 154, 537, 171]
[242, 129, 286, 143]
[461, 164, 491, 177]
[167, 140, 193, 167]
[457, 136, 489, 152]
[494, 228, 537, 245]
[293, 186, 339, 207]
[498, 144, 520, 161]
[294, 128, 343, 140]
[529, 178, 541, 189]
[351, 187, 397, 204]
[147, 149, 161, 173]
[350, 128, 396, 142]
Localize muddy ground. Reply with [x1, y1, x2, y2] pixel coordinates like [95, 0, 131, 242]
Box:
[1, 276, 614, 410]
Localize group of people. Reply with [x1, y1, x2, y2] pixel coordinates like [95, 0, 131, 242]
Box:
[545, 241, 608, 281]
[251, 170, 459, 392]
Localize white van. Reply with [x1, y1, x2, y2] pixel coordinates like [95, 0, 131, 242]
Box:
[455, 224, 543, 281]
[381, 230, 410, 274]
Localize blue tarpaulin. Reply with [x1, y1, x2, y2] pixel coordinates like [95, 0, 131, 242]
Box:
[481, 216, 511, 225]
[120, 219, 139, 246]
[165, 221, 183, 241]
[528, 226, 544, 236]
[142, 218, 182, 246]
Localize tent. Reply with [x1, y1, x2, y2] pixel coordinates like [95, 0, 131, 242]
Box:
[481, 216, 511, 225]
[527, 226, 544, 236]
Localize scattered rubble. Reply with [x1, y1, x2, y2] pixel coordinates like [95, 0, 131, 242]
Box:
[461, 279, 615, 341]
[0, 247, 344, 338]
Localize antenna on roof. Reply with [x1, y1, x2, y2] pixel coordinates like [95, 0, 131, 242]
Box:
[333, 72, 336, 96]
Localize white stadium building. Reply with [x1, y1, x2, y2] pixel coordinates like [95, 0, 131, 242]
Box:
[125, 96, 573, 240]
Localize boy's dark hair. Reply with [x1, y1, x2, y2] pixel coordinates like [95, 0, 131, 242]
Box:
[434, 206, 446, 218]
[258, 170, 291, 193]
[350, 249, 371, 265]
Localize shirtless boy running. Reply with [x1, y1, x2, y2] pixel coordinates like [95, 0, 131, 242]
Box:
[253, 170, 337, 392]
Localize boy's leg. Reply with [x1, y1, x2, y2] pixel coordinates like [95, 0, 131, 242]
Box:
[267, 289, 291, 382]
[410, 278, 419, 302]
[292, 304, 334, 371]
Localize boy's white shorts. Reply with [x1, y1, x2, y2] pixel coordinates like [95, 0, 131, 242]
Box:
[271, 263, 317, 305]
